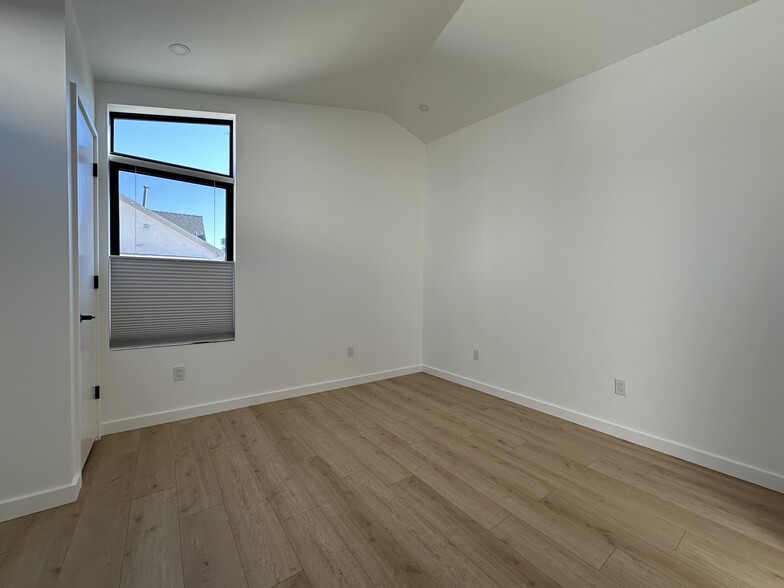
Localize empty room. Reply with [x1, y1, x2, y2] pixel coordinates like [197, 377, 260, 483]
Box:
[1, 0, 783, 586]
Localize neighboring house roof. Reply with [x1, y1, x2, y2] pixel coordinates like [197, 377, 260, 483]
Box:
[153, 210, 206, 241]
[119, 194, 225, 259]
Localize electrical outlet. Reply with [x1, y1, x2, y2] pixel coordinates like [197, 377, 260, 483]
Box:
[173, 365, 185, 381]
[473, 349, 480, 361]
[614, 378, 626, 396]
[347, 346, 354, 358]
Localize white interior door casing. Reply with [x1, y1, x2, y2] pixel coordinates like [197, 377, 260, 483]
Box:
[75, 91, 99, 467]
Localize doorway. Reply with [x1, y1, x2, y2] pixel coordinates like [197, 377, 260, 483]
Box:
[72, 86, 99, 467]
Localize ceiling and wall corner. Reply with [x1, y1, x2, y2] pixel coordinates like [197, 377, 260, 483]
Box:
[71, 0, 758, 142]
[423, 0, 784, 490]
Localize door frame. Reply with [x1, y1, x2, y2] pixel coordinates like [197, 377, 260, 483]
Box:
[69, 82, 100, 476]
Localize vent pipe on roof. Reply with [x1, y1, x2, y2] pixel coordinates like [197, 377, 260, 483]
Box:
[142, 186, 150, 207]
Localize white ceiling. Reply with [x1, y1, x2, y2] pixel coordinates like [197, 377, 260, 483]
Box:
[72, 0, 758, 142]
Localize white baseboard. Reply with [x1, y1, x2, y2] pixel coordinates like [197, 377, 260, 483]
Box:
[423, 365, 784, 494]
[100, 365, 423, 435]
[0, 472, 82, 523]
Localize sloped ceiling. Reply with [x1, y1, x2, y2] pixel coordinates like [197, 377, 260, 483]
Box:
[73, 0, 758, 142]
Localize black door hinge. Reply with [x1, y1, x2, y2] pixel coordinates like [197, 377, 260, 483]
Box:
[93, 163, 98, 177]
[93, 385, 100, 400]
[93, 275, 99, 289]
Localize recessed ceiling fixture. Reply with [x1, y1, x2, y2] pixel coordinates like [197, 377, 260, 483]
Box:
[169, 43, 191, 56]
[418, 104, 430, 112]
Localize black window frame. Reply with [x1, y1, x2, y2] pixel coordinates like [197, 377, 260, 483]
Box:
[109, 112, 234, 178]
[109, 112, 235, 262]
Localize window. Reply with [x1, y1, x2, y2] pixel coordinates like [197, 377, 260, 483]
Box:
[109, 110, 235, 349]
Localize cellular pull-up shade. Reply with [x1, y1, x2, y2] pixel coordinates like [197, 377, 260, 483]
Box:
[110, 256, 235, 349]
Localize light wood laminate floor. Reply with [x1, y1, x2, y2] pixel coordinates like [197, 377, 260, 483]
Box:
[1, 373, 782, 587]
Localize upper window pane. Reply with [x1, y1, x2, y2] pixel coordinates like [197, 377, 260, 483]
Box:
[113, 117, 231, 175]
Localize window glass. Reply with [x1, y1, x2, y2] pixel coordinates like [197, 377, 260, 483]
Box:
[113, 118, 231, 175]
[119, 169, 227, 261]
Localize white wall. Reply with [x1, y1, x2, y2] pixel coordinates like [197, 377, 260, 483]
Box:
[424, 0, 784, 489]
[96, 83, 424, 431]
[0, 0, 76, 519]
[65, 0, 93, 116]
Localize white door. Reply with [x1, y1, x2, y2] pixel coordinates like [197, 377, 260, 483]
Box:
[75, 93, 99, 466]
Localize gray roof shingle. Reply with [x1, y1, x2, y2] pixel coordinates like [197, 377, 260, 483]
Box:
[152, 210, 206, 241]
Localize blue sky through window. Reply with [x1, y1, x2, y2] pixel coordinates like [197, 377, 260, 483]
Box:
[114, 118, 231, 174]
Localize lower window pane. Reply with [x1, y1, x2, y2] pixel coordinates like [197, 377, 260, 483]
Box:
[119, 169, 227, 260]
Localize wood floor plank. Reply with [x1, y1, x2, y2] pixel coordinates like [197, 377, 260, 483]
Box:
[251, 406, 317, 464]
[451, 404, 598, 465]
[677, 532, 784, 587]
[584, 445, 655, 476]
[172, 419, 223, 517]
[650, 460, 784, 515]
[212, 445, 302, 587]
[492, 515, 622, 588]
[341, 387, 426, 444]
[55, 452, 136, 588]
[319, 391, 375, 431]
[0, 501, 82, 588]
[265, 397, 310, 413]
[411, 439, 613, 569]
[469, 433, 686, 550]
[474, 402, 575, 435]
[387, 376, 456, 407]
[363, 427, 509, 530]
[681, 522, 784, 580]
[282, 508, 372, 588]
[395, 374, 480, 407]
[292, 457, 351, 507]
[277, 408, 365, 479]
[92, 450, 137, 488]
[293, 457, 435, 588]
[541, 489, 741, 588]
[201, 412, 241, 451]
[180, 505, 248, 588]
[647, 463, 784, 529]
[601, 549, 682, 588]
[433, 379, 575, 436]
[590, 455, 784, 550]
[369, 381, 474, 439]
[427, 380, 512, 409]
[344, 470, 497, 588]
[0, 516, 29, 555]
[442, 407, 526, 448]
[315, 409, 411, 484]
[320, 499, 436, 588]
[121, 487, 183, 588]
[79, 445, 103, 491]
[568, 424, 686, 473]
[133, 424, 176, 499]
[92, 429, 141, 462]
[273, 571, 312, 588]
[228, 408, 316, 520]
[415, 434, 552, 500]
[299, 395, 329, 415]
[392, 475, 559, 588]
